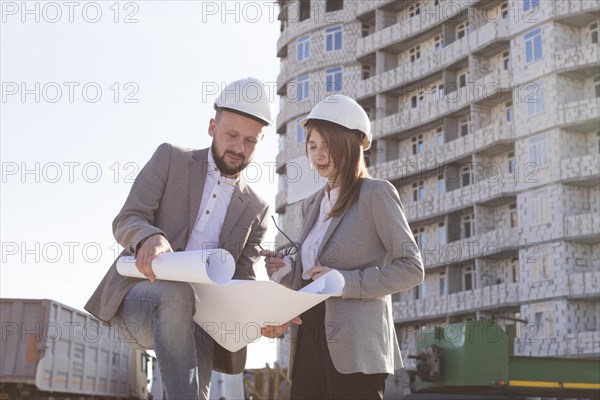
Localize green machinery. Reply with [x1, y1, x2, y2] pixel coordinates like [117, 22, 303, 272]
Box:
[410, 320, 600, 399]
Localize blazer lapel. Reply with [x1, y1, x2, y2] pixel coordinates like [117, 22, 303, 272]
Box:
[187, 149, 209, 240]
[219, 179, 250, 246]
[317, 197, 351, 261]
[299, 189, 325, 243]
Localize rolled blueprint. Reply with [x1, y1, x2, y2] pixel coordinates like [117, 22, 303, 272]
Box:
[116, 249, 235, 284]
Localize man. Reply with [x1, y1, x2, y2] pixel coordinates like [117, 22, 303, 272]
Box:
[85, 77, 272, 399]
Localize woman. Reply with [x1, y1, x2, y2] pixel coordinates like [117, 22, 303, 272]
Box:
[261, 94, 424, 399]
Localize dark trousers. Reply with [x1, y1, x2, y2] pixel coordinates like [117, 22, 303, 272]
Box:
[290, 300, 388, 400]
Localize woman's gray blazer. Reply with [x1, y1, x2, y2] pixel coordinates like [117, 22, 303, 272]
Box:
[281, 178, 424, 376]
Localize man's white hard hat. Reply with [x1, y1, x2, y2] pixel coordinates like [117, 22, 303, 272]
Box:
[214, 77, 274, 126]
[300, 94, 372, 150]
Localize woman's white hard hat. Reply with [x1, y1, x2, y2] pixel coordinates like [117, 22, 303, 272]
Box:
[300, 94, 372, 150]
[214, 77, 274, 126]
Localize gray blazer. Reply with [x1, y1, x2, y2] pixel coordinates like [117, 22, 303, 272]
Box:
[85, 143, 269, 374]
[282, 178, 424, 376]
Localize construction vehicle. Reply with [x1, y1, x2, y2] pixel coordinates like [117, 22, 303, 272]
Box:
[0, 298, 152, 399]
[409, 319, 600, 399]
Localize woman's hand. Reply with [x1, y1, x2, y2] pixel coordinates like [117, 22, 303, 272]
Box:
[259, 249, 286, 278]
[307, 259, 331, 280]
[261, 317, 302, 338]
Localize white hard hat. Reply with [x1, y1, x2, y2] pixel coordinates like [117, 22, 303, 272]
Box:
[214, 77, 273, 126]
[300, 94, 372, 150]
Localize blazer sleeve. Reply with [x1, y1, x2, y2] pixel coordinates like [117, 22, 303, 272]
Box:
[232, 204, 269, 280]
[112, 143, 171, 255]
[338, 180, 424, 299]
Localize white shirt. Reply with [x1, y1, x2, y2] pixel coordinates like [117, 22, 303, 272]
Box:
[185, 150, 238, 251]
[300, 186, 339, 279]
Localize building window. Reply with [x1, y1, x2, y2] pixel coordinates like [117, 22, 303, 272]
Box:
[409, 45, 421, 62]
[597, 129, 600, 153]
[523, 0, 540, 12]
[297, 35, 310, 61]
[408, 2, 420, 17]
[462, 214, 473, 238]
[501, 2, 509, 19]
[412, 226, 426, 250]
[296, 117, 306, 144]
[590, 22, 599, 44]
[414, 284, 421, 300]
[297, 75, 309, 101]
[463, 266, 475, 291]
[459, 116, 470, 136]
[456, 21, 469, 39]
[325, 0, 343, 13]
[412, 134, 424, 154]
[436, 126, 444, 146]
[461, 164, 473, 187]
[299, 0, 310, 21]
[509, 202, 518, 228]
[458, 71, 468, 88]
[534, 251, 552, 281]
[505, 100, 513, 122]
[530, 190, 549, 225]
[361, 23, 372, 38]
[439, 271, 446, 296]
[528, 133, 548, 168]
[362, 64, 371, 80]
[434, 34, 443, 52]
[433, 83, 444, 102]
[437, 174, 445, 195]
[594, 75, 600, 98]
[511, 258, 519, 283]
[503, 50, 511, 70]
[325, 26, 342, 51]
[526, 80, 545, 116]
[412, 181, 425, 201]
[524, 28, 542, 63]
[325, 67, 342, 92]
[507, 151, 516, 174]
[534, 309, 554, 338]
[438, 222, 446, 245]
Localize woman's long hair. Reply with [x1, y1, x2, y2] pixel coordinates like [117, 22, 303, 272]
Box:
[305, 119, 371, 219]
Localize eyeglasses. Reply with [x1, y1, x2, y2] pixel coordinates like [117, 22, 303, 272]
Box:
[270, 216, 300, 257]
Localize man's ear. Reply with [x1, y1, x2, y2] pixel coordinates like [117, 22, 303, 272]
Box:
[208, 118, 216, 137]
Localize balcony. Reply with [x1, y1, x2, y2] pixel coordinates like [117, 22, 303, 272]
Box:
[420, 227, 519, 268]
[555, 0, 600, 23]
[371, 69, 512, 140]
[557, 98, 600, 132]
[369, 120, 515, 181]
[393, 282, 519, 322]
[356, 1, 468, 59]
[356, 19, 510, 100]
[564, 212, 600, 241]
[561, 153, 600, 186]
[403, 177, 517, 222]
[568, 271, 600, 299]
[555, 43, 600, 76]
[354, 0, 395, 17]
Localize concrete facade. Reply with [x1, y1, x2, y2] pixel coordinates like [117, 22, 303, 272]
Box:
[275, 0, 599, 395]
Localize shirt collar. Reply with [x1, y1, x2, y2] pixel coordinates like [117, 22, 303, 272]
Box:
[208, 148, 240, 186]
[324, 185, 340, 204]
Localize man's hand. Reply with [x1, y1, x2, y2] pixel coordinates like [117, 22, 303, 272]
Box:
[259, 249, 286, 278]
[135, 234, 173, 281]
[261, 317, 302, 338]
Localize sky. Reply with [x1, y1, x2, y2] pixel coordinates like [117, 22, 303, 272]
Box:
[1, 0, 286, 368]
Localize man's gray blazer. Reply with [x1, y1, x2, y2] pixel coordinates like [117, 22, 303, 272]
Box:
[85, 143, 269, 374]
[281, 178, 424, 377]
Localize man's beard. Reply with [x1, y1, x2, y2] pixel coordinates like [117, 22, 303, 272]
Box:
[211, 143, 249, 176]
